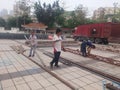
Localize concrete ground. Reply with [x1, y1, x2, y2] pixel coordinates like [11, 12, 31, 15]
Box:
[0, 40, 119, 90]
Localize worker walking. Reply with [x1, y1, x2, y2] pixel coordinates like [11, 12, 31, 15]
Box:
[50, 28, 65, 68]
[29, 31, 37, 57]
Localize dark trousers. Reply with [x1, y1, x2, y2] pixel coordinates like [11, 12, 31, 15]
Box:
[51, 52, 61, 66]
[81, 48, 87, 57]
[82, 51, 87, 57]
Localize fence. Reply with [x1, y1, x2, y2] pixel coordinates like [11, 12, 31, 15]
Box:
[0, 33, 48, 39]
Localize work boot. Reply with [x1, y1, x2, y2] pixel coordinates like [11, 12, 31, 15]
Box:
[55, 65, 60, 68]
[29, 55, 31, 57]
[50, 62, 53, 68]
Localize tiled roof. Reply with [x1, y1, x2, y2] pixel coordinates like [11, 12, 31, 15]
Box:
[22, 23, 48, 29]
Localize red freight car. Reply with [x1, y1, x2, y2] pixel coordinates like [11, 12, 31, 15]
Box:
[109, 23, 120, 43]
[73, 22, 112, 44]
[111, 23, 120, 38]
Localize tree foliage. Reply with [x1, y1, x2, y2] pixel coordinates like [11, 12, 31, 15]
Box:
[7, 17, 17, 28]
[14, 0, 31, 26]
[112, 8, 120, 22]
[17, 15, 32, 29]
[14, 0, 31, 16]
[6, 15, 32, 29]
[64, 5, 87, 28]
[34, 0, 64, 28]
[0, 17, 6, 27]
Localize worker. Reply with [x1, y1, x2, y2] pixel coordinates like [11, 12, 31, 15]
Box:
[81, 40, 87, 57]
[86, 40, 95, 55]
[86, 40, 92, 55]
[50, 28, 65, 68]
[29, 31, 37, 57]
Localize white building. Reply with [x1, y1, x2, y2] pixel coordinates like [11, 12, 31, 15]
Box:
[93, 7, 120, 21]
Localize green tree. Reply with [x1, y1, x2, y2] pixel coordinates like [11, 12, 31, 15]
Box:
[17, 15, 32, 30]
[14, 0, 31, 25]
[97, 8, 106, 21]
[34, 0, 64, 28]
[55, 15, 65, 27]
[64, 5, 87, 28]
[63, 11, 75, 28]
[0, 17, 6, 27]
[75, 5, 87, 24]
[6, 15, 32, 30]
[113, 7, 120, 22]
[85, 19, 97, 24]
[7, 17, 17, 28]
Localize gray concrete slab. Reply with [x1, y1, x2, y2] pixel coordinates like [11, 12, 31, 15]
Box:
[0, 40, 119, 90]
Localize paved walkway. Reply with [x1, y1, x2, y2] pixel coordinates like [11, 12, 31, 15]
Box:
[0, 40, 114, 90]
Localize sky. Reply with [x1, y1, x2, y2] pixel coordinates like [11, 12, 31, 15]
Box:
[0, 0, 120, 16]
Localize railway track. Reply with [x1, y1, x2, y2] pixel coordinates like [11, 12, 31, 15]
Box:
[15, 39, 120, 53]
[13, 40, 120, 73]
[14, 40, 120, 68]
[42, 50, 120, 84]
[77, 41, 120, 54]
[12, 40, 120, 89]
[10, 45, 78, 90]
[96, 43, 120, 54]
[64, 48, 120, 66]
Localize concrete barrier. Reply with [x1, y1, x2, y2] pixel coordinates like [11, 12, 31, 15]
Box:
[0, 33, 48, 39]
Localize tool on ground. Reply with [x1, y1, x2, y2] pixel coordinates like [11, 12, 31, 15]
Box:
[35, 51, 46, 67]
[11, 45, 26, 54]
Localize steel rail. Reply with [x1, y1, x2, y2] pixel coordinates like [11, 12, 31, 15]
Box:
[64, 48, 120, 66]
[22, 54, 78, 90]
[43, 51, 120, 84]
[10, 44, 78, 90]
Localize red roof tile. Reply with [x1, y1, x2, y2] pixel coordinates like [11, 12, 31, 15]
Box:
[22, 23, 48, 29]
